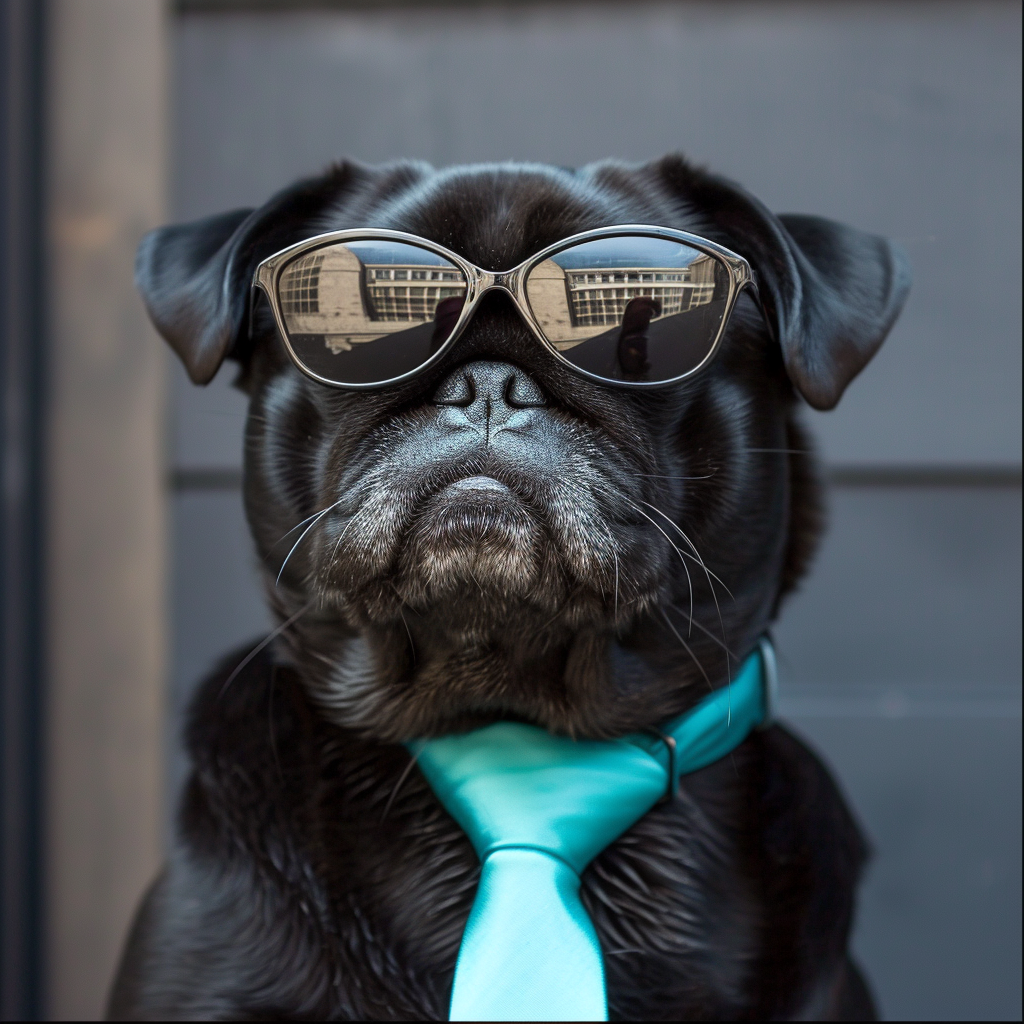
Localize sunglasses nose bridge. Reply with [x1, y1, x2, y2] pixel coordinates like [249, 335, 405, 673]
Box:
[461, 264, 537, 339]
[472, 268, 517, 293]
[466, 268, 528, 315]
[448, 268, 541, 360]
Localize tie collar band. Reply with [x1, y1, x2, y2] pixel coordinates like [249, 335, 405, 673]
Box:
[407, 639, 776, 1021]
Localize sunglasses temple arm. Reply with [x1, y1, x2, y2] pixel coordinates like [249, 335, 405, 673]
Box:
[744, 278, 779, 347]
[248, 282, 260, 342]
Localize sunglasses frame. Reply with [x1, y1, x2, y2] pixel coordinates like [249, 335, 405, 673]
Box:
[252, 224, 756, 391]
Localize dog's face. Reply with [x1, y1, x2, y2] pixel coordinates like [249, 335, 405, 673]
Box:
[139, 157, 908, 740]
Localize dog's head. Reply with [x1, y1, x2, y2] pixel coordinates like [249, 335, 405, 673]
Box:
[139, 157, 908, 740]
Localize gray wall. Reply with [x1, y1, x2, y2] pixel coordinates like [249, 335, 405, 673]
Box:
[168, 3, 1022, 1019]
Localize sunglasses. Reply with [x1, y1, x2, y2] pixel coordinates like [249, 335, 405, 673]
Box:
[252, 225, 756, 390]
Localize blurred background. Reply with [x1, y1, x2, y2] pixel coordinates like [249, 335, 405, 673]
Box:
[1, 0, 1020, 1019]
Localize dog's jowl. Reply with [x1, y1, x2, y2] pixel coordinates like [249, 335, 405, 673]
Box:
[109, 157, 909, 1021]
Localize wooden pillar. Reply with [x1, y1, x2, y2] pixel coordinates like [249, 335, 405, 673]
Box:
[45, 1, 169, 1017]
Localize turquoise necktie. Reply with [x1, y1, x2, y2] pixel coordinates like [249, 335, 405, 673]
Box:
[408, 641, 775, 1022]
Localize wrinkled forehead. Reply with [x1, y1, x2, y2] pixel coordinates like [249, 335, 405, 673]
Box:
[328, 163, 662, 272]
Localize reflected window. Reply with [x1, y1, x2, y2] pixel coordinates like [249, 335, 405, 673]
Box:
[279, 252, 325, 315]
[564, 255, 717, 327]
[276, 241, 468, 354]
[364, 265, 466, 322]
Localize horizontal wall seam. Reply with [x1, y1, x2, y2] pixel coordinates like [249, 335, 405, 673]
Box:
[176, 0, 645, 14]
[826, 466, 1022, 488]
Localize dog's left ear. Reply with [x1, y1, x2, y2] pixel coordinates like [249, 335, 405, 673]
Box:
[656, 158, 911, 410]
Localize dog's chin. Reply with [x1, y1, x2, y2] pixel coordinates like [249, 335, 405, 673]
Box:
[394, 475, 543, 610]
[303, 476, 666, 736]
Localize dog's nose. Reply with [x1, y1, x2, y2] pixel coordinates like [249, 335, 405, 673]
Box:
[432, 361, 547, 431]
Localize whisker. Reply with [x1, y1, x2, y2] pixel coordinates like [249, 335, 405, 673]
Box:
[533, 584, 582, 637]
[381, 749, 422, 823]
[276, 499, 344, 586]
[621, 497, 694, 627]
[392, 590, 417, 664]
[663, 512, 737, 720]
[326, 510, 363, 574]
[631, 472, 717, 481]
[640, 500, 733, 716]
[612, 541, 620, 622]
[269, 503, 344, 556]
[667, 603, 739, 662]
[659, 606, 712, 692]
[600, 523, 620, 621]
[639, 501, 734, 599]
[218, 600, 313, 700]
[622, 497, 729, 590]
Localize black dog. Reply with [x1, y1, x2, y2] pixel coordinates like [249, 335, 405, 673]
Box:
[110, 156, 909, 1020]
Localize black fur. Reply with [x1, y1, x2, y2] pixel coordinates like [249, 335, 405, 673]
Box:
[112, 156, 908, 1020]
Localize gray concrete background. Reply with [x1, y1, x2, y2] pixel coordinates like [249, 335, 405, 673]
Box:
[167, 3, 1021, 1019]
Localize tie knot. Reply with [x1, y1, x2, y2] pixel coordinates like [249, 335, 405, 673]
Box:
[412, 722, 669, 874]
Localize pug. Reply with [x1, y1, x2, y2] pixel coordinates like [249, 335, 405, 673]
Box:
[109, 155, 909, 1021]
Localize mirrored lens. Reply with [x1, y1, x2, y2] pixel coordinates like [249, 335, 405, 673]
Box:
[276, 240, 467, 385]
[525, 236, 732, 383]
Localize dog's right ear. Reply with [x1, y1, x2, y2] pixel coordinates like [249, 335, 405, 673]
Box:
[651, 156, 910, 410]
[136, 163, 363, 384]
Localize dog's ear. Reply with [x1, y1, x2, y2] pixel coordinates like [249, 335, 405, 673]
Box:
[135, 165, 359, 384]
[770, 213, 912, 410]
[135, 208, 253, 384]
[656, 157, 911, 410]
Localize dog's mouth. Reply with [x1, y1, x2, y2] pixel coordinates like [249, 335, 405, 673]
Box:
[416, 473, 532, 535]
[395, 472, 544, 606]
[417, 473, 535, 550]
[427, 473, 520, 517]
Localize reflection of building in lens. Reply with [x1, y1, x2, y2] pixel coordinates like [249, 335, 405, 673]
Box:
[567, 256, 716, 326]
[364, 266, 465, 321]
[525, 255, 720, 348]
[278, 244, 465, 353]
[279, 252, 325, 314]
